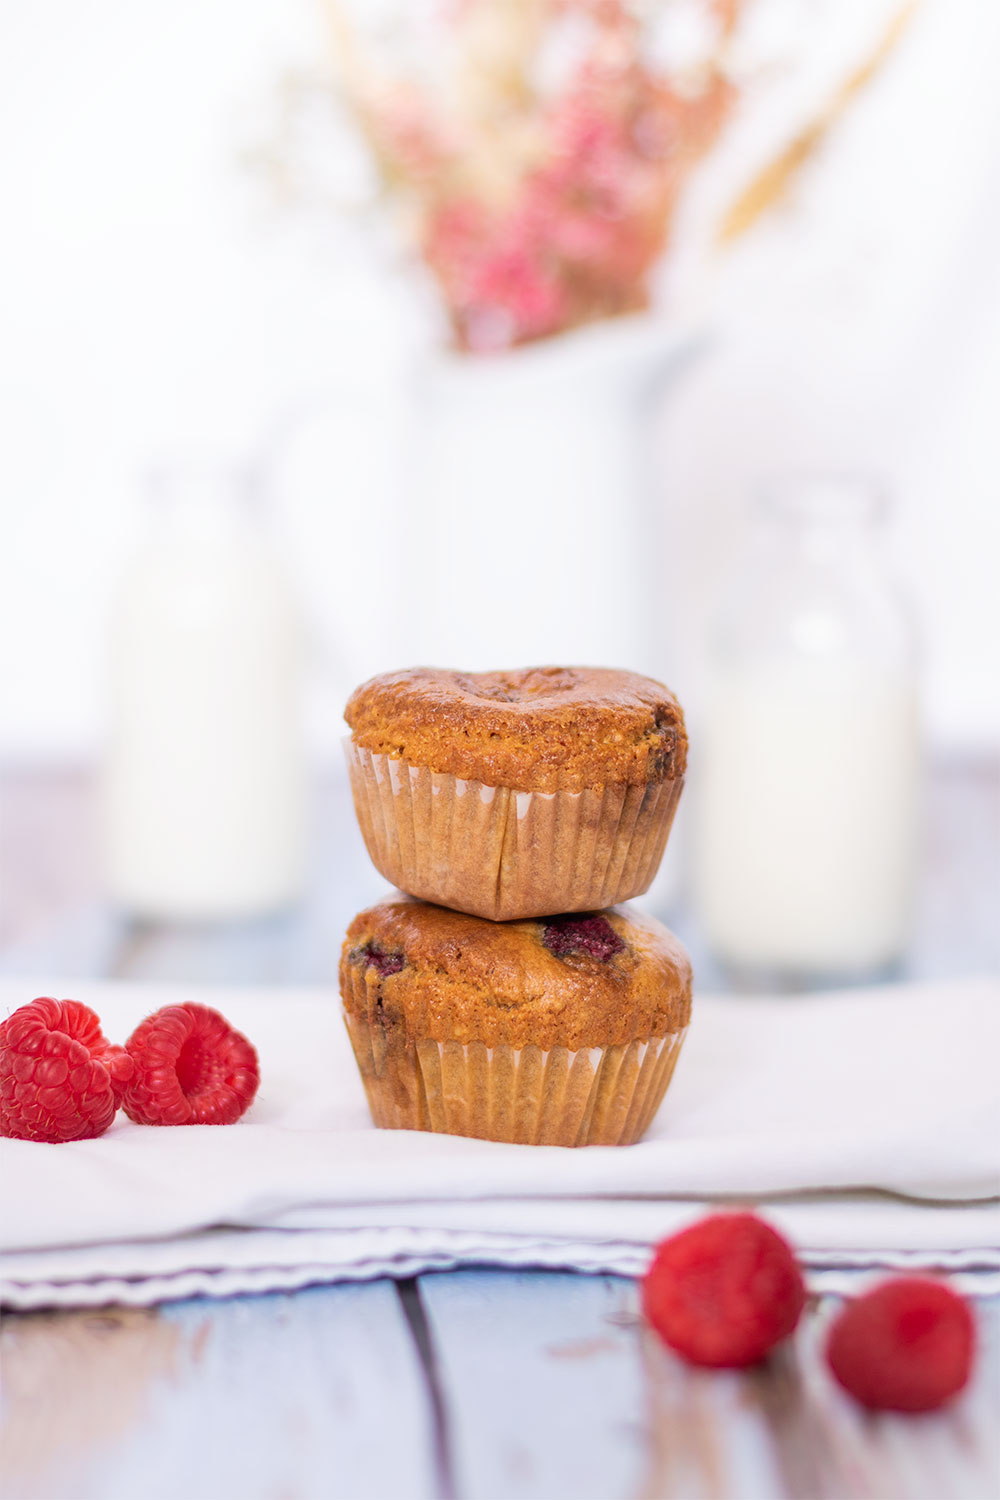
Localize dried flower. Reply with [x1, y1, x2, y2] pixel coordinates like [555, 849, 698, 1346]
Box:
[325, 0, 740, 350]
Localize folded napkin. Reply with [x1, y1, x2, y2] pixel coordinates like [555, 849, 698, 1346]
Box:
[2, 977, 998, 1308]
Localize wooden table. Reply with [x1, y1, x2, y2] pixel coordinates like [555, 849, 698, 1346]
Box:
[1, 762, 998, 1500]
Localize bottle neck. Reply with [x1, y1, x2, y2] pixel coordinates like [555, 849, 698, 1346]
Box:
[760, 474, 885, 562]
[713, 475, 914, 671]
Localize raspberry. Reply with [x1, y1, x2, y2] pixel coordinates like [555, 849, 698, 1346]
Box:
[641, 1212, 806, 1367]
[542, 915, 625, 961]
[0, 997, 132, 1143]
[360, 943, 405, 978]
[826, 1278, 975, 1412]
[122, 1003, 259, 1126]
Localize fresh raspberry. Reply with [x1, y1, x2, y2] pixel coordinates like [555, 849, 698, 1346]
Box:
[122, 1003, 259, 1126]
[542, 915, 625, 961]
[826, 1278, 975, 1412]
[0, 997, 132, 1143]
[641, 1212, 806, 1367]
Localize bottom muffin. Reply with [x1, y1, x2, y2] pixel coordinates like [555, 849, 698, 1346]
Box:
[339, 897, 691, 1147]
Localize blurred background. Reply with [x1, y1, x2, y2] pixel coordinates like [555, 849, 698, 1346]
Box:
[1, 0, 997, 986]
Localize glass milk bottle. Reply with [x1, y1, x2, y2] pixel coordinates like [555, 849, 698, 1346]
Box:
[104, 467, 306, 920]
[692, 476, 920, 983]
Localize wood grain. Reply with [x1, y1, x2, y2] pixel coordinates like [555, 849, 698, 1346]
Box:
[636, 1292, 1000, 1500]
[417, 1272, 1000, 1500]
[1, 1283, 438, 1500]
[418, 1269, 648, 1500]
[0, 1306, 181, 1500]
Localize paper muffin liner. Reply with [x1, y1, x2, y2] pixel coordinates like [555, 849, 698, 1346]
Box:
[344, 742, 683, 921]
[342, 1006, 687, 1147]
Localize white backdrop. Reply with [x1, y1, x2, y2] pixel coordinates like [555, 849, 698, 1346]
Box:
[1, 0, 998, 758]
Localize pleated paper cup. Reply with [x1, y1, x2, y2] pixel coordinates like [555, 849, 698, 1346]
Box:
[342, 1007, 687, 1147]
[345, 742, 683, 921]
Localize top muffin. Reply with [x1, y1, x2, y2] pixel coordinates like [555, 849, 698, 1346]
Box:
[345, 665, 686, 793]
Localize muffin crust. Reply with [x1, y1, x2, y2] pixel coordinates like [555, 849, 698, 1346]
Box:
[344, 666, 687, 793]
[340, 897, 692, 1052]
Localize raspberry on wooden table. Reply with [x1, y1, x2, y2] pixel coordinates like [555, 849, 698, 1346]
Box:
[123, 1003, 259, 1126]
[0, 997, 132, 1143]
[641, 1212, 806, 1367]
[826, 1278, 975, 1412]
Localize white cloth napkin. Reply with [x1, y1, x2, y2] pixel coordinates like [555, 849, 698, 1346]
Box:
[2, 977, 998, 1308]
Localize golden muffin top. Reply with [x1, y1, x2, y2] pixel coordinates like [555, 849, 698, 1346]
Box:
[344, 666, 687, 793]
[340, 896, 692, 1051]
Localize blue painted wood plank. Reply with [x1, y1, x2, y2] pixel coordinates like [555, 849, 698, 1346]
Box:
[0, 904, 126, 983]
[418, 1269, 654, 1500]
[0, 1283, 438, 1500]
[785, 1292, 1000, 1500]
[420, 1273, 1000, 1500]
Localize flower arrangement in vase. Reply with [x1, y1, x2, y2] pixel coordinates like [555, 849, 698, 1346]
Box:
[325, 0, 744, 353]
[265, 1, 912, 727]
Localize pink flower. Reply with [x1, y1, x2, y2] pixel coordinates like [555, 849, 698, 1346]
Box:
[464, 242, 567, 350]
[424, 199, 567, 351]
[373, 88, 453, 184]
[354, 5, 740, 349]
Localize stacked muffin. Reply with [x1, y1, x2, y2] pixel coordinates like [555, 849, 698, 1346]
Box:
[339, 667, 692, 1147]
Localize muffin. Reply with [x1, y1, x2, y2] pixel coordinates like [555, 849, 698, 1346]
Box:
[344, 666, 686, 921]
[340, 896, 691, 1147]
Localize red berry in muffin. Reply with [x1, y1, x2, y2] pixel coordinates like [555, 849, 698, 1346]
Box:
[359, 943, 406, 977]
[542, 914, 625, 961]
